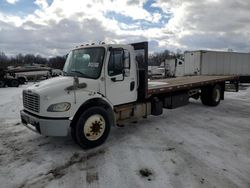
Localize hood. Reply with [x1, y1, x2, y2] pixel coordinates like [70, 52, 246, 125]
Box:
[25, 76, 101, 96]
[27, 76, 74, 93]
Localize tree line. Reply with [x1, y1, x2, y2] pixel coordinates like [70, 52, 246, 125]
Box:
[148, 49, 183, 66]
[0, 49, 183, 70]
[0, 52, 66, 70]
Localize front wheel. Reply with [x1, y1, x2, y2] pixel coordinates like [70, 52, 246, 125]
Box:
[73, 106, 111, 149]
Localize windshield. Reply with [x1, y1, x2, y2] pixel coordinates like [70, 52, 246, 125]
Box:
[63, 47, 105, 79]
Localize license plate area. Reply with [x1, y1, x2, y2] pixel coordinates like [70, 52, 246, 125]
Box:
[21, 113, 41, 133]
[21, 114, 36, 126]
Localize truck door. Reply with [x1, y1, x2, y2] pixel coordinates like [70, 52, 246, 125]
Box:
[105, 48, 137, 105]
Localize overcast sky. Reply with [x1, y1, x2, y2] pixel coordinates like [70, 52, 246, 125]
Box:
[0, 0, 250, 57]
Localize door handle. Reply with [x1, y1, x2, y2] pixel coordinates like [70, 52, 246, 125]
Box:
[130, 81, 135, 91]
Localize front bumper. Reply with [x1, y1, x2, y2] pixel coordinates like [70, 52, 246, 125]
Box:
[20, 110, 71, 136]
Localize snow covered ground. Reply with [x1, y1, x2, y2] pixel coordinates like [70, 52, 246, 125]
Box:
[0, 84, 249, 188]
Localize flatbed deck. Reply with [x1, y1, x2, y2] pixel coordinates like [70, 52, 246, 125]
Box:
[148, 75, 238, 96]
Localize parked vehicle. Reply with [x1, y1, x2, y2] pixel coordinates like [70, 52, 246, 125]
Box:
[7, 66, 52, 81]
[51, 69, 63, 77]
[149, 58, 184, 79]
[11, 73, 28, 84]
[20, 42, 239, 149]
[184, 50, 250, 83]
[148, 66, 165, 79]
[164, 58, 184, 77]
[0, 69, 21, 87]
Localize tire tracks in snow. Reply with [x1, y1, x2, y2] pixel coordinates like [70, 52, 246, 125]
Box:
[17, 149, 106, 188]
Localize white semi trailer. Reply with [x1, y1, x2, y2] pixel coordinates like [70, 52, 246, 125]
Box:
[184, 50, 250, 82]
[20, 42, 238, 149]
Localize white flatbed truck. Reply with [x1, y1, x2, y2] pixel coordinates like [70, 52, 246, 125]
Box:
[20, 42, 239, 148]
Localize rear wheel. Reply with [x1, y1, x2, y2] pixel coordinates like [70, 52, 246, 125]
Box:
[201, 84, 221, 106]
[8, 79, 20, 87]
[72, 106, 111, 149]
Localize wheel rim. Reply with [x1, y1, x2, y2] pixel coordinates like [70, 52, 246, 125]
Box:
[213, 88, 220, 102]
[83, 114, 106, 141]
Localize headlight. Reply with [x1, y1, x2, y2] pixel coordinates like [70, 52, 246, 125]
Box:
[47, 102, 71, 112]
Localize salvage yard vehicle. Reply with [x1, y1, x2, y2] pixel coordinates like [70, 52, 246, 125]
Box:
[20, 42, 239, 148]
[0, 68, 21, 87]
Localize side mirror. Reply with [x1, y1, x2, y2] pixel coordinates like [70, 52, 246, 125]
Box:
[64, 53, 69, 59]
[108, 47, 113, 51]
[111, 72, 124, 82]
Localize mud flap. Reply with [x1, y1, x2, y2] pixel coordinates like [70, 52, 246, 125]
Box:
[151, 97, 163, 116]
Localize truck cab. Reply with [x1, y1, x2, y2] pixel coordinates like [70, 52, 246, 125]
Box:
[62, 44, 138, 105]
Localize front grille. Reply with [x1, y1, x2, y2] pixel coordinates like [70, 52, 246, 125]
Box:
[23, 91, 40, 113]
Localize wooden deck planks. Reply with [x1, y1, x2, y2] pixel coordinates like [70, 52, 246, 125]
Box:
[147, 75, 238, 95]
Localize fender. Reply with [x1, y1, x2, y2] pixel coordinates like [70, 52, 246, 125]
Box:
[70, 97, 115, 129]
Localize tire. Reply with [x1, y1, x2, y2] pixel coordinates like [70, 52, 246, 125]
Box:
[201, 84, 221, 106]
[18, 77, 26, 84]
[8, 79, 20, 87]
[72, 106, 111, 149]
[70, 125, 77, 143]
[0, 80, 5, 88]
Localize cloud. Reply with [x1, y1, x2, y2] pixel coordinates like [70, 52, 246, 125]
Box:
[0, 0, 250, 56]
[152, 0, 250, 51]
[0, 0, 164, 56]
[6, 0, 19, 4]
[34, 0, 49, 10]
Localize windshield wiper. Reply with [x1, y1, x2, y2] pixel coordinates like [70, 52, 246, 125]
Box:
[70, 70, 89, 78]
